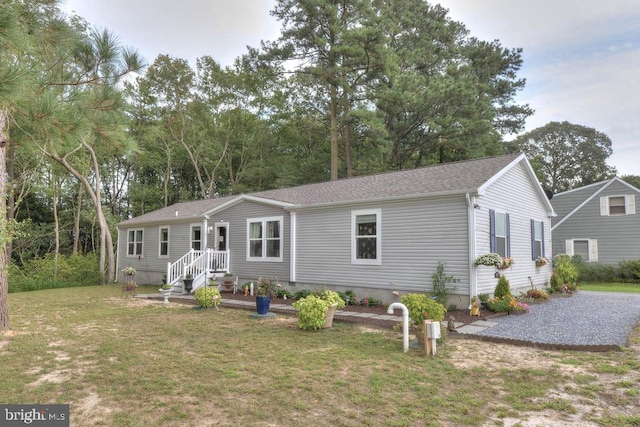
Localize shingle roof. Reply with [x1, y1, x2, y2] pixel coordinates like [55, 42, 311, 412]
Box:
[119, 153, 522, 227]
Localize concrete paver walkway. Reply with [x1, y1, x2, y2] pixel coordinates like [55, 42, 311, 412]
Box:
[136, 293, 502, 335]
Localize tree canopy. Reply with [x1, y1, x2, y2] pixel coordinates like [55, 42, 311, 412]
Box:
[510, 121, 616, 193]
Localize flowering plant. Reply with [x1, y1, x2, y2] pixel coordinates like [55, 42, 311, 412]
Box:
[121, 266, 136, 275]
[535, 256, 548, 267]
[256, 277, 281, 299]
[474, 253, 504, 267]
[499, 257, 514, 269]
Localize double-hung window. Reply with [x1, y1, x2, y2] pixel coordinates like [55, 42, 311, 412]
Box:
[247, 216, 283, 261]
[191, 225, 202, 251]
[489, 210, 510, 258]
[127, 229, 143, 257]
[351, 209, 381, 265]
[600, 195, 636, 216]
[159, 226, 169, 257]
[530, 220, 545, 260]
[566, 239, 598, 262]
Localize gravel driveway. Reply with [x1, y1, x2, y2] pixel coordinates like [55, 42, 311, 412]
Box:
[474, 291, 640, 347]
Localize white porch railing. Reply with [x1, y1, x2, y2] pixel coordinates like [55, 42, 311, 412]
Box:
[167, 249, 230, 287]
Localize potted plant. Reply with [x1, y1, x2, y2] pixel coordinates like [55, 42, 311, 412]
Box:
[293, 290, 346, 330]
[159, 282, 173, 303]
[182, 273, 194, 294]
[121, 266, 137, 296]
[255, 277, 279, 315]
[221, 272, 235, 291]
[194, 286, 222, 309]
[400, 293, 446, 345]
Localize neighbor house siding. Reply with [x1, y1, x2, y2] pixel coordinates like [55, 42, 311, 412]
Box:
[294, 196, 470, 296]
[214, 200, 291, 282]
[552, 180, 640, 264]
[474, 162, 553, 295]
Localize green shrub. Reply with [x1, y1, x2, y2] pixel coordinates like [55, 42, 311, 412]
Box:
[293, 289, 311, 300]
[276, 289, 293, 299]
[619, 260, 640, 282]
[315, 290, 346, 308]
[194, 286, 222, 308]
[293, 295, 329, 330]
[549, 272, 562, 293]
[8, 253, 101, 293]
[494, 275, 512, 299]
[400, 293, 446, 324]
[344, 290, 357, 305]
[553, 254, 578, 284]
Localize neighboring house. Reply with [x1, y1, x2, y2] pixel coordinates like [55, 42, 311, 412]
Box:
[551, 177, 640, 264]
[117, 153, 554, 306]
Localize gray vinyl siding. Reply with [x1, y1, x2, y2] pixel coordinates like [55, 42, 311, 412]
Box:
[474, 162, 553, 295]
[117, 220, 204, 284]
[551, 182, 607, 226]
[215, 200, 291, 281]
[552, 180, 640, 264]
[294, 196, 470, 295]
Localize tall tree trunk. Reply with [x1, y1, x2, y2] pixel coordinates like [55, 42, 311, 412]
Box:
[0, 108, 11, 330]
[329, 84, 339, 181]
[6, 139, 15, 262]
[73, 184, 83, 254]
[46, 140, 115, 284]
[52, 171, 60, 278]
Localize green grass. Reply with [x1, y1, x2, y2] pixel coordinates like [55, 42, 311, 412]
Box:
[1, 285, 639, 426]
[579, 282, 640, 293]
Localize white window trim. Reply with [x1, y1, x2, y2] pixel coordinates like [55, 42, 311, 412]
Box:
[565, 238, 598, 262]
[190, 224, 203, 251]
[158, 225, 170, 258]
[600, 194, 636, 216]
[127, 228, 144, 257]
[246, 216, 284, 262]
[351, 208, 382, 265]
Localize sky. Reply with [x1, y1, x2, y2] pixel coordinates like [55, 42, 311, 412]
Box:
[62, 0, 640, 176]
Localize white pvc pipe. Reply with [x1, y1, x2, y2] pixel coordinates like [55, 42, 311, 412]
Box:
[387, 302, 409, 353]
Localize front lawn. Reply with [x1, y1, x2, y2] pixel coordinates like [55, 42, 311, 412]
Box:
[579, 282, 640, 293]
[1, 285, 639, 426]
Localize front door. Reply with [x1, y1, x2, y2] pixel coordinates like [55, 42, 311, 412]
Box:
[215, 223, 228, 251]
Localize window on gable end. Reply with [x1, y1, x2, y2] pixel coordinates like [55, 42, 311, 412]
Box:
[530, 220, 545, 260]
[490, 210, 510, 258]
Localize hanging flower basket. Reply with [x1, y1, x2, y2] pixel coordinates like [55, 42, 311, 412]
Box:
[535, 257, 548, 267]
[498, 257, 514, 269]
[474, 253, 504, 267]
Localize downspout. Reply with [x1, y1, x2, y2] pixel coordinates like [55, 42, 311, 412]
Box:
[290, 211, 296, 282]
[114, 226, 120, 283]
[466, 193, 477, 300]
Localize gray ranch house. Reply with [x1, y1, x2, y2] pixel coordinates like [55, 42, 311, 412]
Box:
[551, 177, 640, 264]
[117, 153, 554, 306]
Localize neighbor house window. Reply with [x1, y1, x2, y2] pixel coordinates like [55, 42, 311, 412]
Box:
[247, 216, 283, 261]
[565, 239, 598, 262]
[159, 226, 169, 257]
[191, 225, 202, 251]
[351, 209, 381, 265]
[530, 220, 545, 260]
[600, 195, 636, 216]
[127, 229, 143, 257]
[490, 210, 510, 258]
